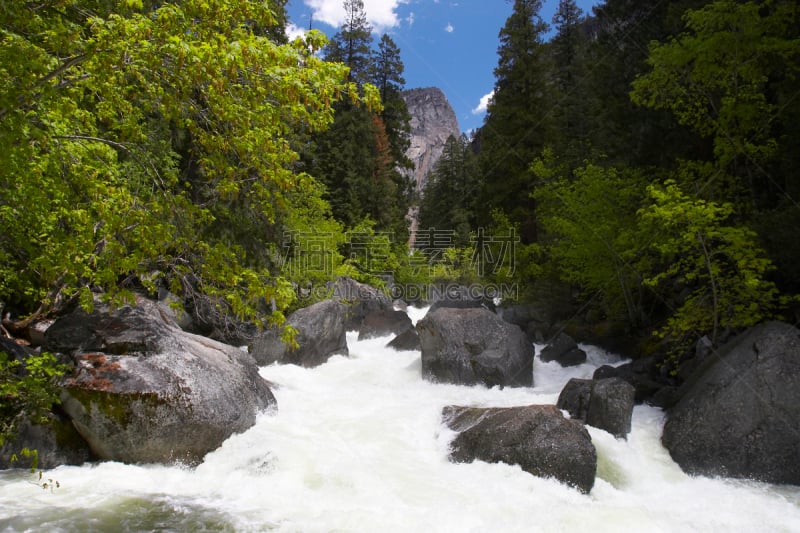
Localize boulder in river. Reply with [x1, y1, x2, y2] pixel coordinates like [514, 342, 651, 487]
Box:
[443, 404, 597, 494]
[329, 277, 412, 339]
[417, 307, 534, 387]
[43, 296, 276, 465]
[250, 299, 348, 367]
[662, 321, 800, 485]
[557, 377, 635, 438]
[386, 327, 421, 351]
[540, 332, 587, 367]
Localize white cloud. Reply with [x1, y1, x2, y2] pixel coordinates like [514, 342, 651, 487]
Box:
[285, 22, 308, 42]
[305, 0, 409, 32]
[444, 22, 454, 33]
[472, 90, 494, 115]
[406, 11, 415, 27]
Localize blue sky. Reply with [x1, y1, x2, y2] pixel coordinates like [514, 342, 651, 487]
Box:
[286, 0, 602, 134]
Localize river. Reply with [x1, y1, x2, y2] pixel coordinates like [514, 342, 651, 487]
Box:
[1, 306, 799, 532]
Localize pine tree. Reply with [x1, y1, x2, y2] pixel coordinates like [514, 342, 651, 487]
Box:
[308, 8, 412, 242]
[418, 134, 480, 248]
[477, 0, 552, 243]
[325, 0, 374, 86]
[549, 0, 590, 167]
[584, 0, 709, 167]
[370, 34, 412, 168]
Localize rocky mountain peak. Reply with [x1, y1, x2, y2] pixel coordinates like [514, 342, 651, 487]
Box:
[402, 87, 461, 245]
[402, 87, 461, 195]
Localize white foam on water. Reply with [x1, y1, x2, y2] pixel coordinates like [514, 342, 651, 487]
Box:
[1, 307, 799, 532]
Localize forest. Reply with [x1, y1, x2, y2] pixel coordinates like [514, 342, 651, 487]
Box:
[1, 0, 799, 442]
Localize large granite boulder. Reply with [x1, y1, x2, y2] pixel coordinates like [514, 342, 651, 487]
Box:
[557, 377, 635, 438]
[250, 299, 348, 367]
[540, 332, 587, 367]
[43, 297, 276, 465]
[329, 277, 412, 339]
[428, 284, 495, 314]
[662, 321, 800, 485]
[443, 404, 597, 494]
[417, 307, 534, 387]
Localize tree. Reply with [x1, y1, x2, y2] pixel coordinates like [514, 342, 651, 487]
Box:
[549, 0, 591, 167]
[418, 134, 481, 248]
[477, 0, 552, 243]
[639, 179, 781, 351]
[631, 0, 800, 205]
[308, 11, 412, 244]
[324, 0, 374, 86]
[631, 0, 800, 295]
[305, 107, 407, 238]
[583, 0, 709, 167]
[533, 153, 651, 325]
[0, 344, 65, 448]
[370, 33, 413, 168]
[0, 0, 377, 327]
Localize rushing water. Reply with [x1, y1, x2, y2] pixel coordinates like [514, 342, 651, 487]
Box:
[2, 307, 800, 532]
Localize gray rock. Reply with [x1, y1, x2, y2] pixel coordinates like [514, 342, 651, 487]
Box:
[662, 321, 800, 485]
[557, 377, 635, 438]
[417, 307, 534, 387]
[0, 337, 92, 469]
[43, 297, 275, 465]
[329, 277, 413, 339]
[402, 88, 461, 246]
[540, 332, 587, 367]
[0, 416, 92, 469]
[250, 299, 348, 367]
[593, 357, 665, 404]
[443, 404, 597, 494]
[402, 87, 460, 196]
[496, 304, 549, 343]
[386, 327, 421, 351]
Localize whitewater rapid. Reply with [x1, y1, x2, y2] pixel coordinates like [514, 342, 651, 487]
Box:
[1, 306, 799, 532]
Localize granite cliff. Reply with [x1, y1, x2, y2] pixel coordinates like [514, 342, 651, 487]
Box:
[401, 87, 460, 243]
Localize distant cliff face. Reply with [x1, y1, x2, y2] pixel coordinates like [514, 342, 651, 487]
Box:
[402, 87, 461, 195]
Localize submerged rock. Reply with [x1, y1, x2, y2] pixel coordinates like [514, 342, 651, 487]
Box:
[662, 321, 800, 485]
[250, 299, 348, 367]
[443, 404, 597, 493]
[44, 297, 276, 465]
[417, 307, 534, 387]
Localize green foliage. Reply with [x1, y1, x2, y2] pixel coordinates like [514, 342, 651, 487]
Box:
[306, 107, 408, 238]
[477, 0, 552, 242]
[533, 153, 650, 323]
[418, 134, 480, 248]
[581, 0, 709, 168]
[324, 0, 374, 86]
[370, 34, 413, 170]
[0, 0, 377, 326]
[313, 10, 412, 244]
[0, 350, 67, 447]
[8, 449, 61, 491]
[639, 179, 782, 349]
[631, 0, 800, 197]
